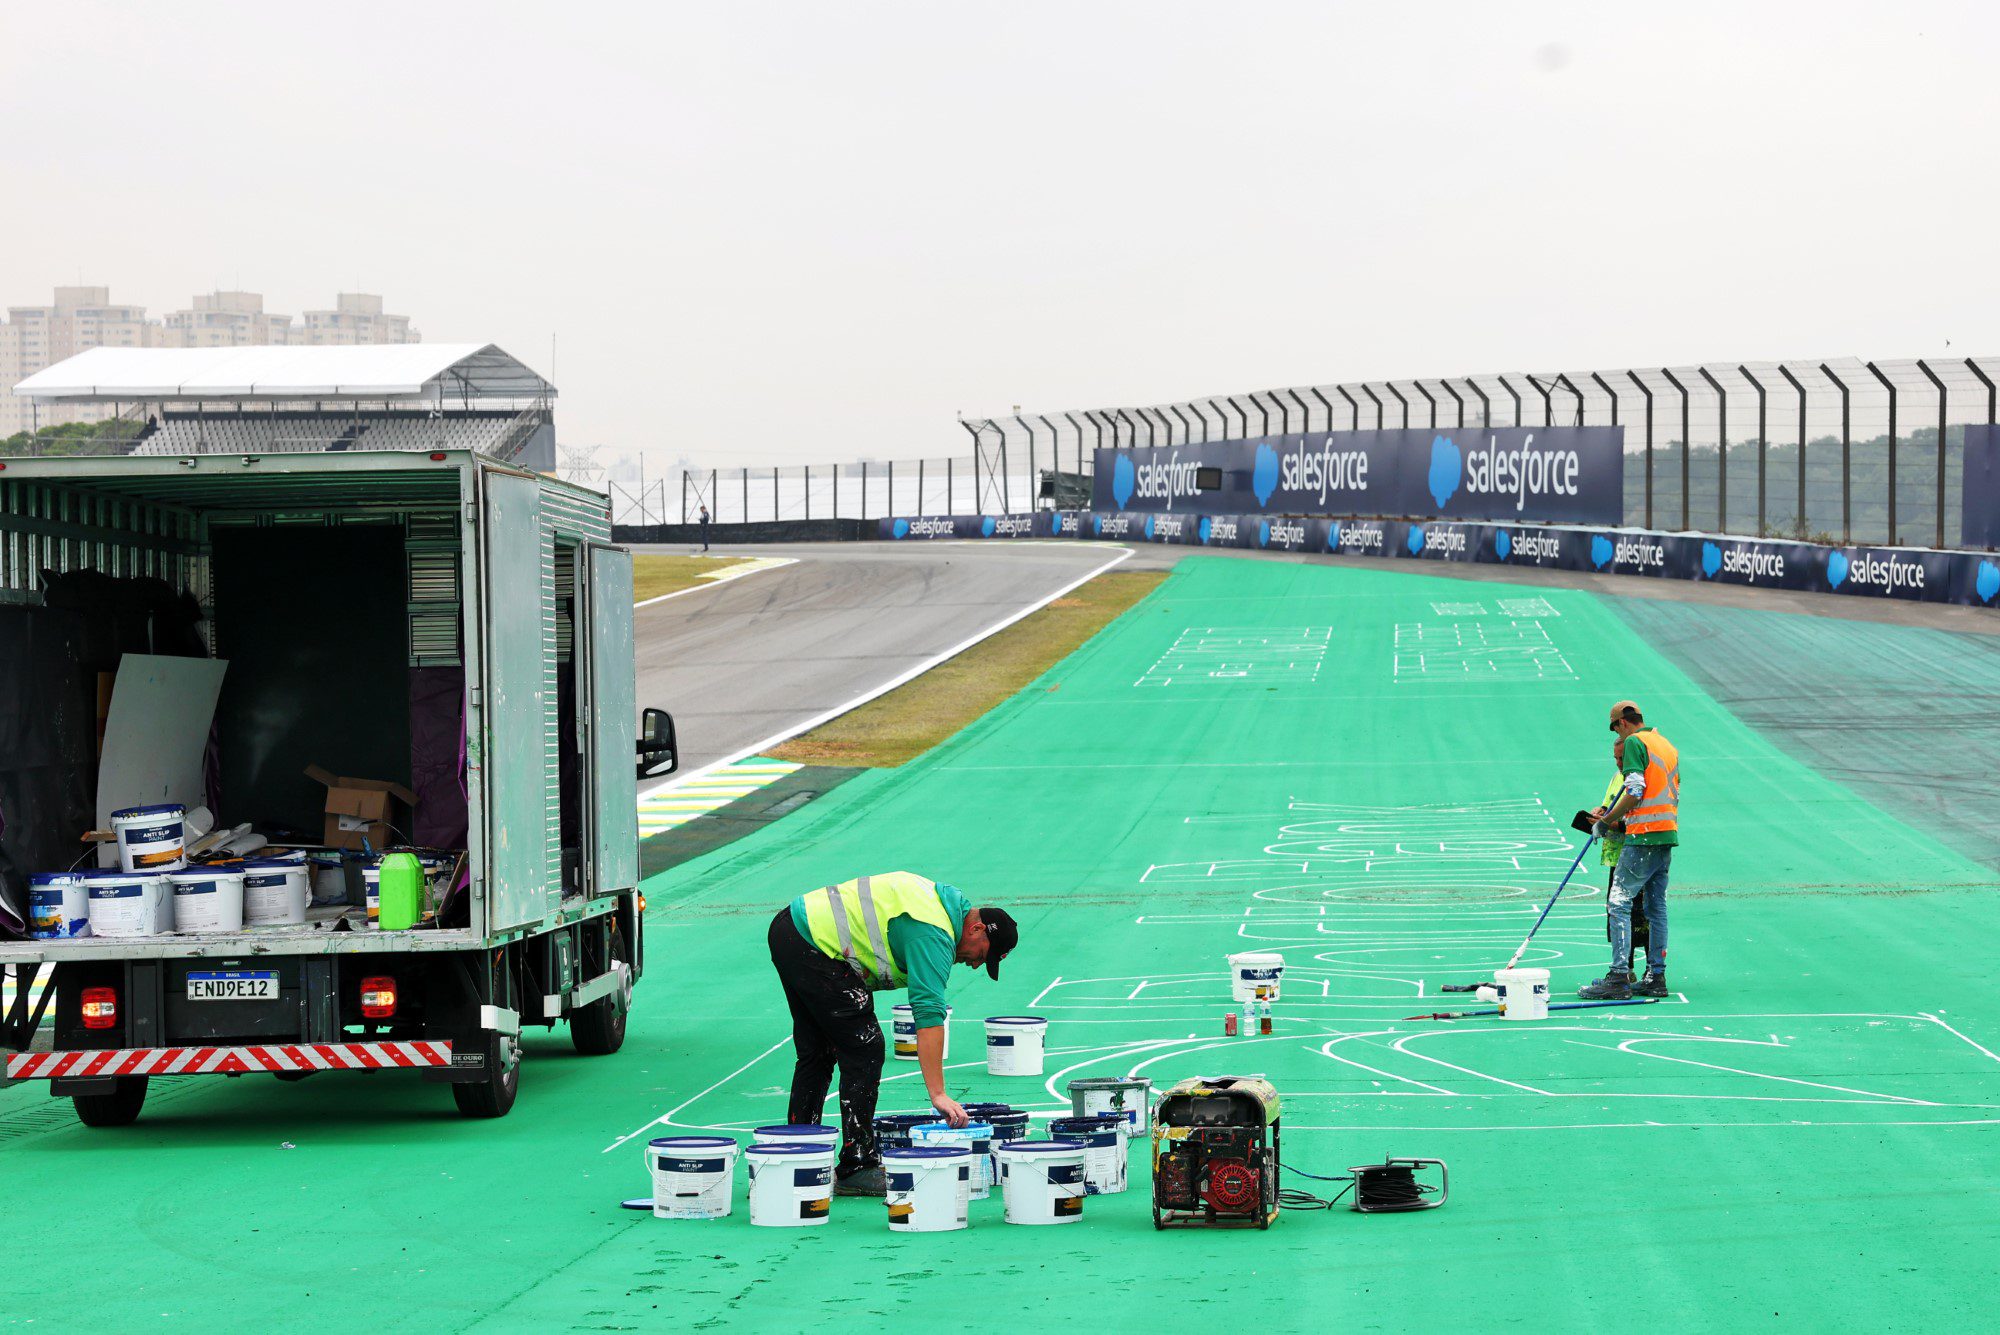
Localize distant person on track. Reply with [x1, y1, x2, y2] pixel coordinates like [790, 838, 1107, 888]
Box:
[1588, 738, 1649, 974]
[1580, 701, 1678, 1000]
[767, 873, 1019, 1197]
[697, 504, 710, 552]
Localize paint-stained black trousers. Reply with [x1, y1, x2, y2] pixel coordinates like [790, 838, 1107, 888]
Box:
[768, 908, 883, 1176]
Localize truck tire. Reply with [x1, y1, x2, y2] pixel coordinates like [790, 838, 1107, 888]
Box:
[451, 1031, 520, 1119]
[73, 1076, 148, 1127]
[571, 931, 633, 1056]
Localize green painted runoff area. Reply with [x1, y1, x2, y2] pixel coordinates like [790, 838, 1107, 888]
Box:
[6, 557, 1997, 1331]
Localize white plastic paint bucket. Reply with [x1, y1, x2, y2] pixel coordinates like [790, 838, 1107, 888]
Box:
[750, 1123, 838, 1148]
[83, 872, 173, 937]
[1047, 1115, 1128, 1195]
[28, 874, 90, 939]
[111, 804, 187, 873]
[872, 1112, 935, 1152]
[1229, 951, 1286, 1002]
[890, 1002, 951, 1061]
[983, 1015, 1048, 1076]
[169, 870, 245, 933]
[1068, 1076, 1154, 1135]
[647, 1136, 739, 1219]
[996, 1139, 1087, 1225]
[1495, 967, 1551, 1021]
[239, 860, 310, 926]
[912, 1121, 993, 1199]
[362, 862, 382, 923]
[309, 854, 347, 906]
[745, 1142, 837, 1228]
[883, 1145, 971, 1232]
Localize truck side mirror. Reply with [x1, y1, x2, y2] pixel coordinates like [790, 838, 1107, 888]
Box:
[636, 707, 678, 780]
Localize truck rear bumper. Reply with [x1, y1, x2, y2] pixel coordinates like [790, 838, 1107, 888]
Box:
[8, 1039, 453, 1080]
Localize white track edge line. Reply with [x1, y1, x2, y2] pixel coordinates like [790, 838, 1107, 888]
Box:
[632, 557, 798, 610]
[639, 544, 1135, 799]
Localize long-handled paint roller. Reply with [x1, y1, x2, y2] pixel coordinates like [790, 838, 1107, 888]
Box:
[1440, 809, 1601, 993]
[1404, 998, 1657, 1021]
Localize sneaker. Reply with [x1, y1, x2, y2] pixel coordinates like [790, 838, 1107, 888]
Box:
[834, 1165, 886, 1197]
[1577, 971, 1634, 1000]
[1633, 971, 1669, 998]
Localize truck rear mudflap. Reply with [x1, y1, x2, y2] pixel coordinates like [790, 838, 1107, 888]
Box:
[9, 1040, 453, 1081]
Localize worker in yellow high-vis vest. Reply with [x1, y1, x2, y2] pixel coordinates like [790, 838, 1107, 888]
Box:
[1580, 700, 1679, 1000]
[767, 872, 1019, 1197]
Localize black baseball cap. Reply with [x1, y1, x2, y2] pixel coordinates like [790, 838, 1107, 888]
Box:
[979, 908, 1018, 979]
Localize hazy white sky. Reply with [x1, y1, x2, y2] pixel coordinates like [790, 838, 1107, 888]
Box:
[4, 2, 1996, 466]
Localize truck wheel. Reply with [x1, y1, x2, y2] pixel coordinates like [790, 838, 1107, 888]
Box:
[451, 1031, 520, 1119]
[73, 1076, 148, 1127]
[571, 954, 632, 1057]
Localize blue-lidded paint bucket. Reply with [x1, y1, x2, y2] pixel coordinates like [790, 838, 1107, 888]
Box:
[239, 859, 309, 926]
[82, 870, 173, 937]
[751, 1123, 838, 1148]
[912, 1121, 994, 1199]
[1047, 1115, 1128, 1195]
[646, 1136, 739, 1219]
[167, 869, 245, 933]
[110, 803, 186, 873]
[28, 873, 89, 939]
[996, 1139, 1088, 1225]
[871, 1111, 934, 1151]
[745, 1142, 837, 1227]
[983, 1015, 1048, 1075]
[882, 1145, 971, 1232]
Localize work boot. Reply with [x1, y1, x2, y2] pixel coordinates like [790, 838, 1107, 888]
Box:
[1633, 970, 1669, 998]
[1577, 970, 1633, 1000]
[834, 1165, 886, 1197]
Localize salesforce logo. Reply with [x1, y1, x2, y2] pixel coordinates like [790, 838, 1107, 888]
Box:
[1596, 535, 1665, 570]
[1111, 454, 1136, 508]
[1267, 519, 1305, 549]
[992, 515, 1032, 537]
[1427, 436, 1462, 507]
[892, 518, 910, 539]
[1500, 529, 1561, 563]
[1050, 512, 1068, 536]
[1830, 549, 1926, 593]
[1275, 436, 1370, 505]
[1334, 521, 1383, 553]
[1701, 541, 1722, 579]
[1253, 443, 1280, 506]
[1978, 559, 2000, 604]
[1712, 542, 1786, 584]
[1407, 526, 1426, 554]
[1591, 534, 1615, 569]
[980, 516, 997, 537]
[1151, 513, 1186, 542]
[1433, 431, 1584, 512]
[1209, 516, 1239, 544]
[1197, 515, 1211, 545]
[1099, 515, 1131, 537]
[1134, 451, 1206, 509]
[905, 517, 955, 539]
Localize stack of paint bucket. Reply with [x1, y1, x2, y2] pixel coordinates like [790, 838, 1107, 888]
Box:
[912, 1120, 994, 1200]
[963, 1102, 1031, 1181]
[1044, 1112, 1128, 1195]
[872, 1111, 937, 1154]
[27, 874, 90, 939]
[744, 1124, 838, 1228]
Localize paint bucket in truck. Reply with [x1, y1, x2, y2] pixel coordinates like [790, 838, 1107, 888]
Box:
[647, 1136, 739, 1219]
[883, 1145, 971, 1232]
[1068, 1076, 1154, 1135]
[1046, 1115, 1128, 1195]
[872, 1112, 935, 1152]
[83, 872, 173, 937]
[891, 1002, 951, 1061]
[996, 1140, 1087, 1225]
[169, 870, 245, 933]
[984, 1015, 1048, 1076]
[751, 1123, 838, 1149]
[308, 853, 347, 906]
[111, 804, 187, 873]
[1495, 967, 1551, 1021]
[745, 1142, 837, 1228]
[28, 874, 90, 939]
[912, 1121, 994, 1198]
[239, 861, 309, 926]
[1229, 951, 1286, 1002]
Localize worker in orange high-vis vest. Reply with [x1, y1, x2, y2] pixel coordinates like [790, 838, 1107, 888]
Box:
[1579, 701, 1679, 1000]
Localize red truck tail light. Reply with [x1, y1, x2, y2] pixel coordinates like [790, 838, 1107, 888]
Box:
[81, 986, 118, 1029]
[359, 976, 398, 1019]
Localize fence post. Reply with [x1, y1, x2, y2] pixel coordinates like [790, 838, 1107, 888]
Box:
[1224, 398, 1249, 440]
[1467, 379, 1491, 431]
[1658, 369, 1691, 531]
[1554, 374, 1584, 427]
[681, 472, 689, 524]
[1524, 375, 1554, 427]
[1361, 384, 1384, 430]
[1625, 372, 1654, 529]
[1496, 375, 1523, 428]
[1699, 368, 1728, 534]
[1309, 387, 1335, 433]
[1867, 363, 1898, 544]
[1386, 383, 1410, 430]
[1442, 381, 1465, 429]
[1918, 360, 1949, 548]
[1285, 389, 1312, 435]
[1337, 386, 1360, 431]
[949, 456, 955, 514]
[1591, 372, 1619, 427]
[1820, 363, 1852, 544]
[1741, 367, 1768, 537]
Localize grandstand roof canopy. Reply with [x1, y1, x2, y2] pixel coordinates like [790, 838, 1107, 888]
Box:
[12, 343, 554, 403]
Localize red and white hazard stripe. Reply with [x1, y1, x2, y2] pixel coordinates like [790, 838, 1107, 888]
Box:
[6, 1040, 452, 1080]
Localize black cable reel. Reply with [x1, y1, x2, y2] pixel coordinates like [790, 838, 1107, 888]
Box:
[1278, 1156, 1449, 1213]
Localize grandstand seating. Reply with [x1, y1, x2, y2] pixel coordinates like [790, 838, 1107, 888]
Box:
[132, 411, 518, 456]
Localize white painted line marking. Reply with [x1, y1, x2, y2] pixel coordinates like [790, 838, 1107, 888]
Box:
[602, 1037, 789, 1153]
[633, 556, 798, 609]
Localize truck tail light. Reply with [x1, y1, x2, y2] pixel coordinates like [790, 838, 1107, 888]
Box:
[81, 986, 118, 1029]
[360, 976, 398, 1018]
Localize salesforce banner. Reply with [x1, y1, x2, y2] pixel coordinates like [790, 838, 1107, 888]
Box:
[1090, 426, 1625, 525]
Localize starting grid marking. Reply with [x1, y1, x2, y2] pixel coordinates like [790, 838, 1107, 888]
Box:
[1394, 619, 1577, 682]
[637, 757, 801, 837]
[1135, 625, 1334, 688]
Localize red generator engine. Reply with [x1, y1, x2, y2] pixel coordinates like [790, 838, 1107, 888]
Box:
[1151, 1075, 1280, 1229]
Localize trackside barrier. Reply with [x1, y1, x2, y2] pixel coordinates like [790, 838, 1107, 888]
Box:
[868, 511, 2000, 611]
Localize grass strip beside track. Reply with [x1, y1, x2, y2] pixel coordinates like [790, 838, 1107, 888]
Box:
[769, 568, 1167, 767]
[631, 553, 754, 601]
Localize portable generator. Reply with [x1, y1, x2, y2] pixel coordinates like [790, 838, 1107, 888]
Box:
[1150, 1075, 1281, 1229]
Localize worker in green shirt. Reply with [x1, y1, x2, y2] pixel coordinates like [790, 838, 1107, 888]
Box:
[1579, 700, 1679, 1000]
[768, 872, 1020, 1196]
[1589, 738, 1650, 970]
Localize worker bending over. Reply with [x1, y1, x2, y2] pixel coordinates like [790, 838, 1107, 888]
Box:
[1581, 700, 1678, 1000]
[766, 872, 1018, 1197]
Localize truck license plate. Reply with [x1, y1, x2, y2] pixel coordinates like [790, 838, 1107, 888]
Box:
[186, 971, 278, 1001]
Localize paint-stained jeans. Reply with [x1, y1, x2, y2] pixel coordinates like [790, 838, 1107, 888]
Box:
[768, 909, 883, 1176]
[1608, 843, 1670, 974]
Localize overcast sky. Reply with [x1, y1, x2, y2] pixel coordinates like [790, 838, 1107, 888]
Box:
[4, 2, 1996, 467]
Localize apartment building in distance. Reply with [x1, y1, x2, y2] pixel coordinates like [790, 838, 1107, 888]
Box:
[1, 285, 421, 436]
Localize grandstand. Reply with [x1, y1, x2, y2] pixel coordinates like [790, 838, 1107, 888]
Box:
[9, 343, 557, 470]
